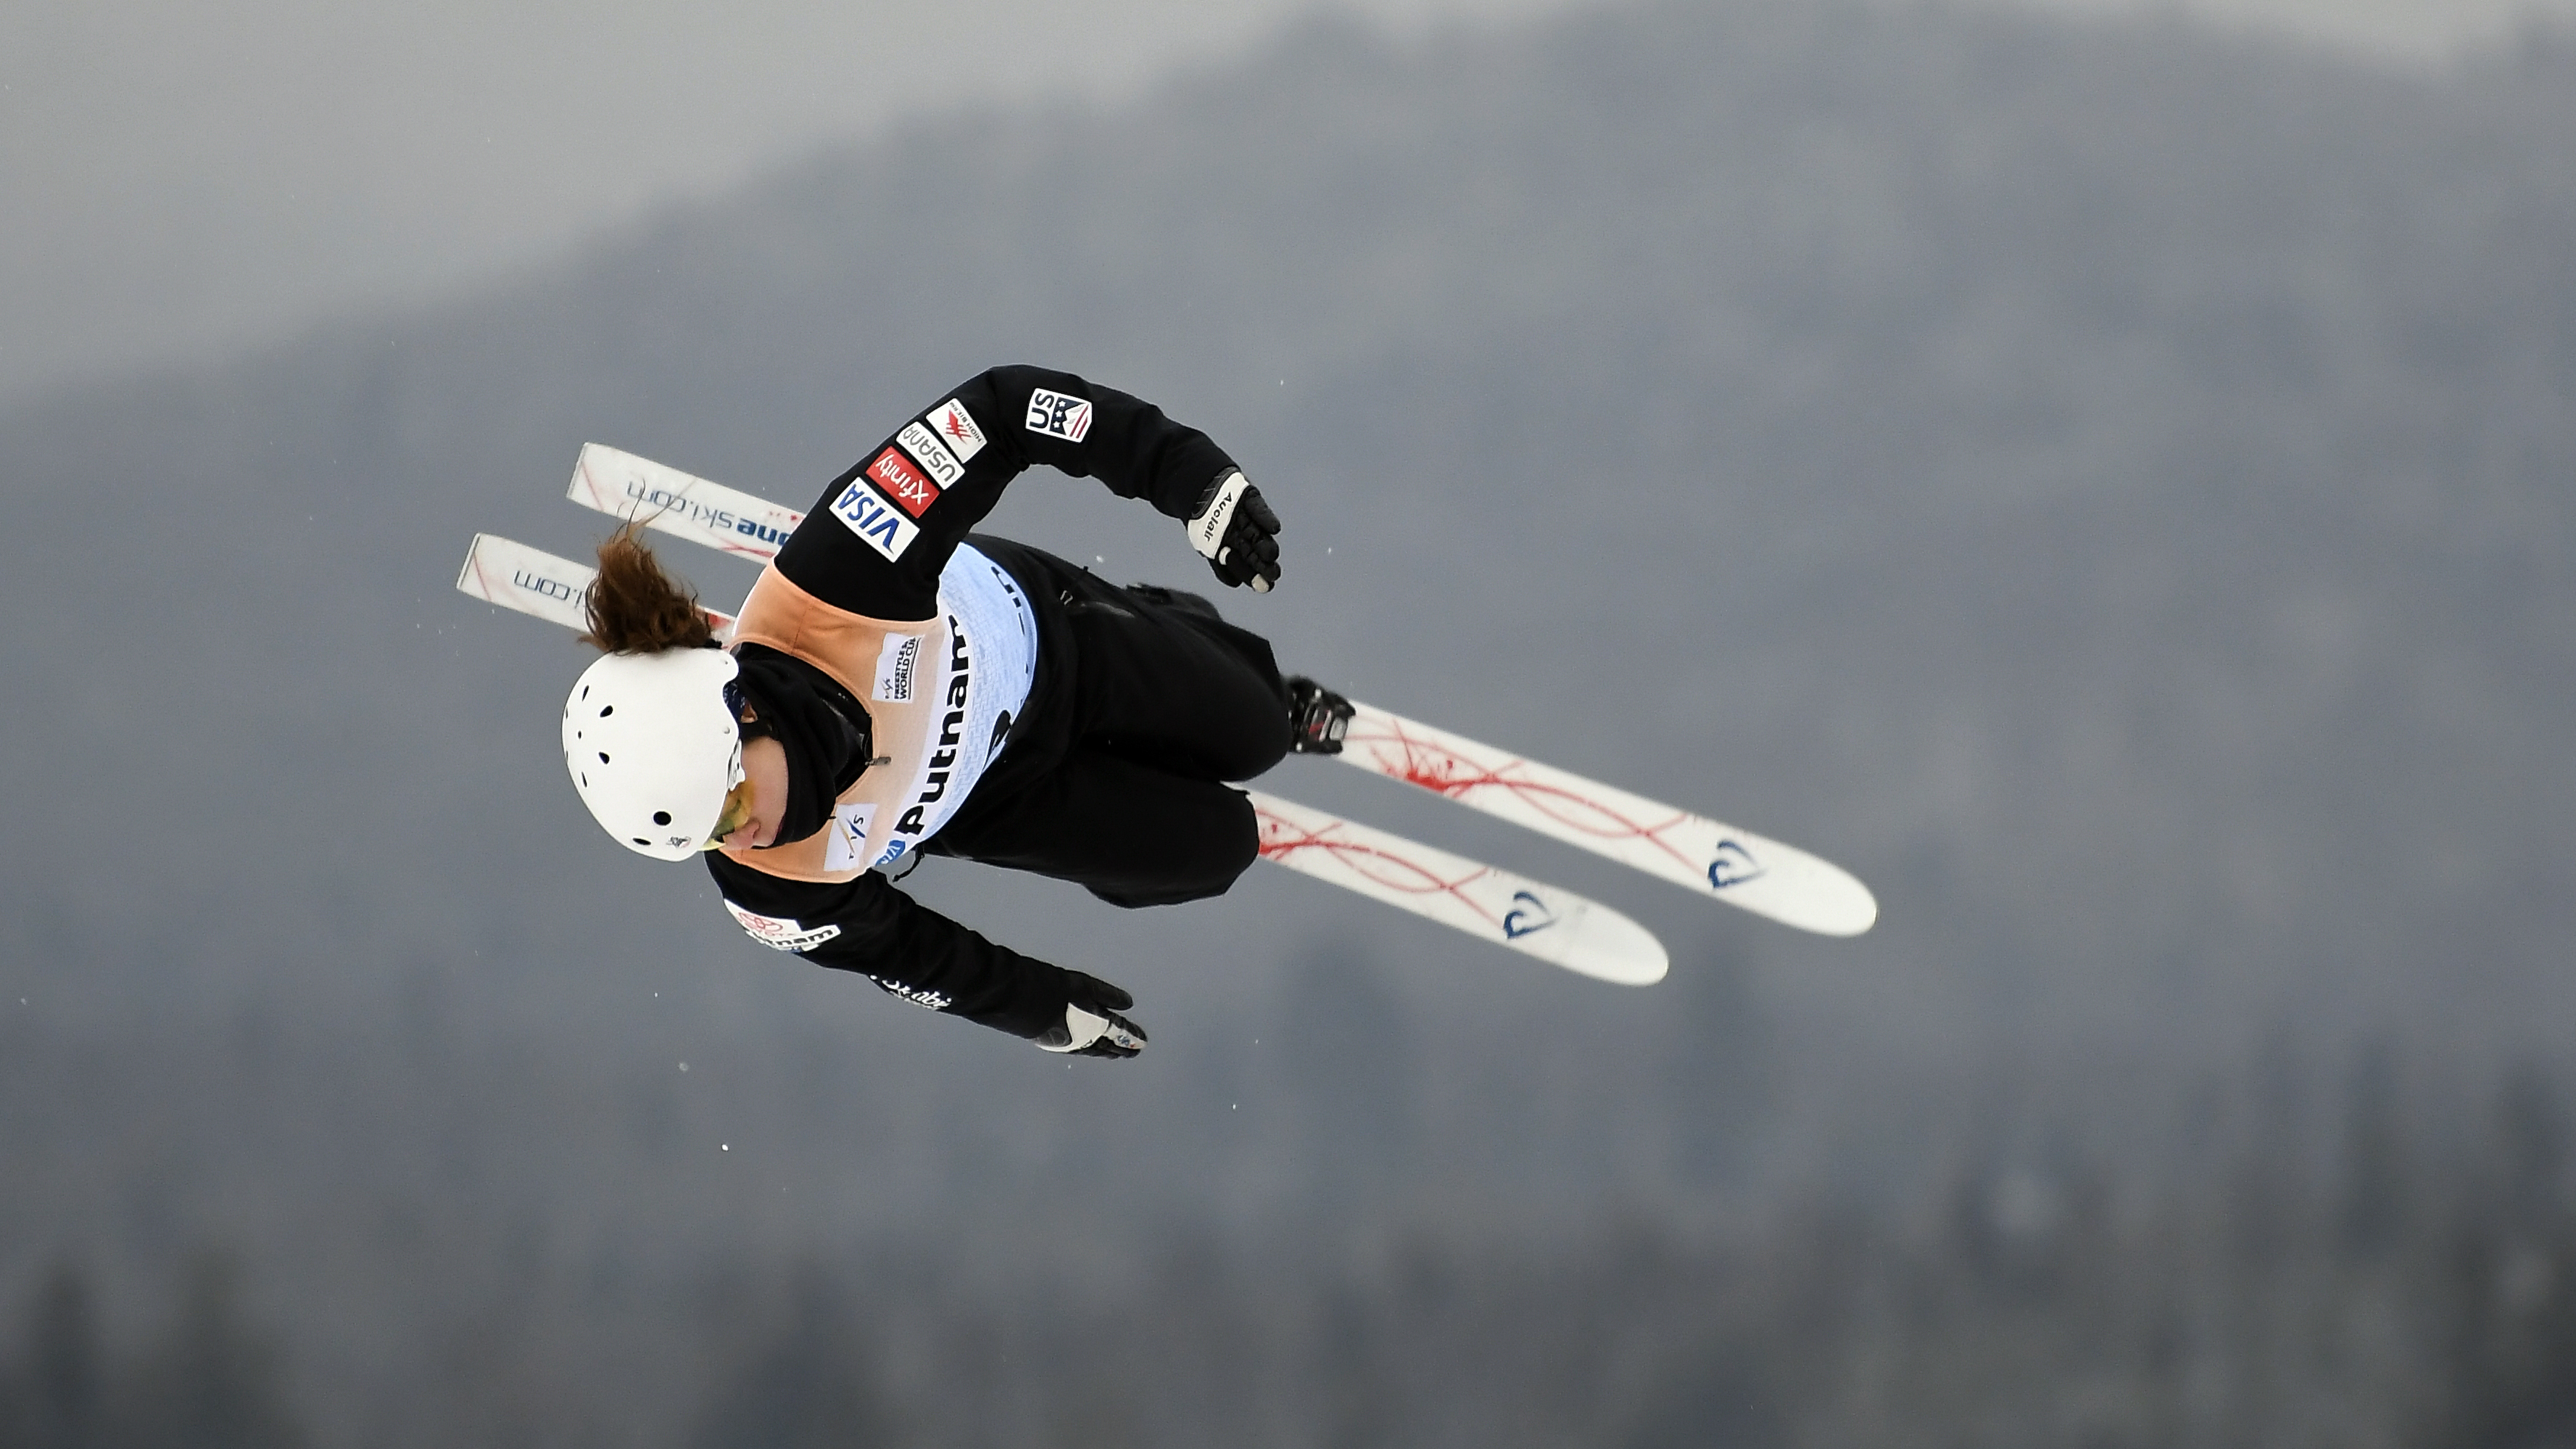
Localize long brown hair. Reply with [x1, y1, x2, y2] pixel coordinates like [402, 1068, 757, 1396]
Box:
[579, 522, 715, 653]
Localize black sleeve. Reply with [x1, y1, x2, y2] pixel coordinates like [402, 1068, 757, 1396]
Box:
[773, 365, 1238, 619]
[705, 852, 1080, 1041]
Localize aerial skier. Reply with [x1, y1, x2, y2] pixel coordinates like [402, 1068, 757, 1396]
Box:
[561, 366, 1354, 1060]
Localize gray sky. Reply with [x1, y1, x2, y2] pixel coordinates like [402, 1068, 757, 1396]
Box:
[3, 0, 2571, 402]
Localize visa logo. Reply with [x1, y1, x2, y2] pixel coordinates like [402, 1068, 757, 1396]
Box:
[828, 479, 920, 561]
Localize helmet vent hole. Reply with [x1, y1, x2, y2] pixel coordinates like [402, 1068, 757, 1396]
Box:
[600, 705, 613, 717]
[653, 811, 671, 826]
[631, 838, 649, 846]
[599, 752, 610, 764]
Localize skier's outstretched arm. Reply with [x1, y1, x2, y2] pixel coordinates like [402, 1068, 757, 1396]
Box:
[772, 365, 1281, 620]
[704, 853, 1146, 1057]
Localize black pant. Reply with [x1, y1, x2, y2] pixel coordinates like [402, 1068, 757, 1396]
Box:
[930, 545, 1291, 907]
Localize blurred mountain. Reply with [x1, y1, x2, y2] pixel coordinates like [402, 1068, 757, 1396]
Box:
[3, 0, 2574, 1440]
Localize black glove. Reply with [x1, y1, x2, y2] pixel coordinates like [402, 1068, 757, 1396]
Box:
[1035, 970, 1148, 1059]
[1183, 470, 1282, 593]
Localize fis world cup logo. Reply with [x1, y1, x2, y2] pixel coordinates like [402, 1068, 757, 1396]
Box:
[873, 632, 922, 703]
[821, 801, 877, 874]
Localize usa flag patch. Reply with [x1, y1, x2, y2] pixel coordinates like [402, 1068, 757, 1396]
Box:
[1024, 387, 1093, 443]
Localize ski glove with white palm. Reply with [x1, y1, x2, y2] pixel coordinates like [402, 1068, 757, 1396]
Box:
[1035, 970, 1148, 1059]
[1185, 470, 1282, 593]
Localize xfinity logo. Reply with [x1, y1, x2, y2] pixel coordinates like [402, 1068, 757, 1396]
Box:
[865, 447, 938, 520]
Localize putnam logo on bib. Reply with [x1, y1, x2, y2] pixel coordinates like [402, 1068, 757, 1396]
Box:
[1024, 388, 1093, 443]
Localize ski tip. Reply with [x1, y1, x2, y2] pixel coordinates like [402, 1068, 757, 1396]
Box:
[1597, 925, 1673, 986]
[1749, 856, 1876, 936]
[1541, 904, 1670, 986]
[1744, 864, 1879, 938]
[1697, 834, 1879, 937]
[1809, 866, 1879, 937]
[1812, 891, 1878, 938]
[1846, 886, 1880, 937]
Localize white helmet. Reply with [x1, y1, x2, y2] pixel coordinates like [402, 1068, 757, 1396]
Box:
[561, 648, 745, 861]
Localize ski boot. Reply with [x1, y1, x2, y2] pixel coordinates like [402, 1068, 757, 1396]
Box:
[1285, 676, 1354, 756]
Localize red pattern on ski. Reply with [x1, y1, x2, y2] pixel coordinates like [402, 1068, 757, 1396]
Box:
[1254, 803, 1512, 935]
[1345, 712, 1703, 874]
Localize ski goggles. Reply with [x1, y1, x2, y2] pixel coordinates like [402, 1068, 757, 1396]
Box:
[703, 776, 756, 851]
[703, 679, 759, 849]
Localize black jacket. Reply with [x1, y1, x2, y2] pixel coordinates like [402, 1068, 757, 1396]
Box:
[704, 366, 1235, 1041]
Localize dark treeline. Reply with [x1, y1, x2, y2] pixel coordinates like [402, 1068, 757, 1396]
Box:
[0, 1257, 302, 1449]
[677, 1056, 2576, 1449]
[7, 1049, 2570, 1447]
[6, 0, 2576, 1441]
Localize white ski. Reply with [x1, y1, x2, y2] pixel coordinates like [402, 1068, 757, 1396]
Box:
[457, 520, 1668, 986]
[1334, 704, 1877, 937]
[1248, 792, 1667, 985]
[543, 447, 1876, 937]
[563, 442, 805, 562]
[455, 532, 737, 638]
